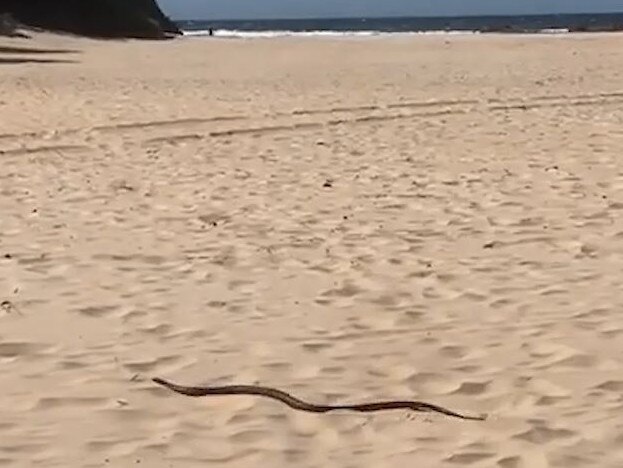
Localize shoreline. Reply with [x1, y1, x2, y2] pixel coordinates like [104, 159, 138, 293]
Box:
[180, 28, 623, 39]
[178, 30, 623, 42]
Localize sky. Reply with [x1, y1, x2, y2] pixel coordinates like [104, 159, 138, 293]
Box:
[159, 0, 623, 20]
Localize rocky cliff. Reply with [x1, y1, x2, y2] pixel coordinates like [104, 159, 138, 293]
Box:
[0, 0, 181, 39]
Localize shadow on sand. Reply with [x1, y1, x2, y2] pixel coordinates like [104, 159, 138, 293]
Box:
[0, 45, 79, 54]
[0, 44, 80, 65]
[0, 57, 78, 64]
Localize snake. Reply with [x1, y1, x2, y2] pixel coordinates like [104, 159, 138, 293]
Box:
[153, 377, 486, 421]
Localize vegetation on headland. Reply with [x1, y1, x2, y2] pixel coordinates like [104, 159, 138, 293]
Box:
[0, 0, 181, 39]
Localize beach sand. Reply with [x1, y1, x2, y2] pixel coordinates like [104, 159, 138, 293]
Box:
[1, 31, 623, 467]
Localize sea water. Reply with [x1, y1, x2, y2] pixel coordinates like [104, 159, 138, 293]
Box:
[177, 13, 623, 38]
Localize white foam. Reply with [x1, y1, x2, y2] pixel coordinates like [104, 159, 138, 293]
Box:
[181, 29, 480, 39]
[538, 28, 570, 34]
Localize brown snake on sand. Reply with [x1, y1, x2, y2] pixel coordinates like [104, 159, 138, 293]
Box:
[153, 378, 486, 421]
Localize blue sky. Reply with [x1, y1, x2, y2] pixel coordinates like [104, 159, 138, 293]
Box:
[159, 0, 623, 20]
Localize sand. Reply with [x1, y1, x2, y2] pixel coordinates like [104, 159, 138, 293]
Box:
[1, 31, 623, 467]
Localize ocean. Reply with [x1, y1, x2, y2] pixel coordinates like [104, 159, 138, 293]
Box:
[177, 12, 623, 38]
